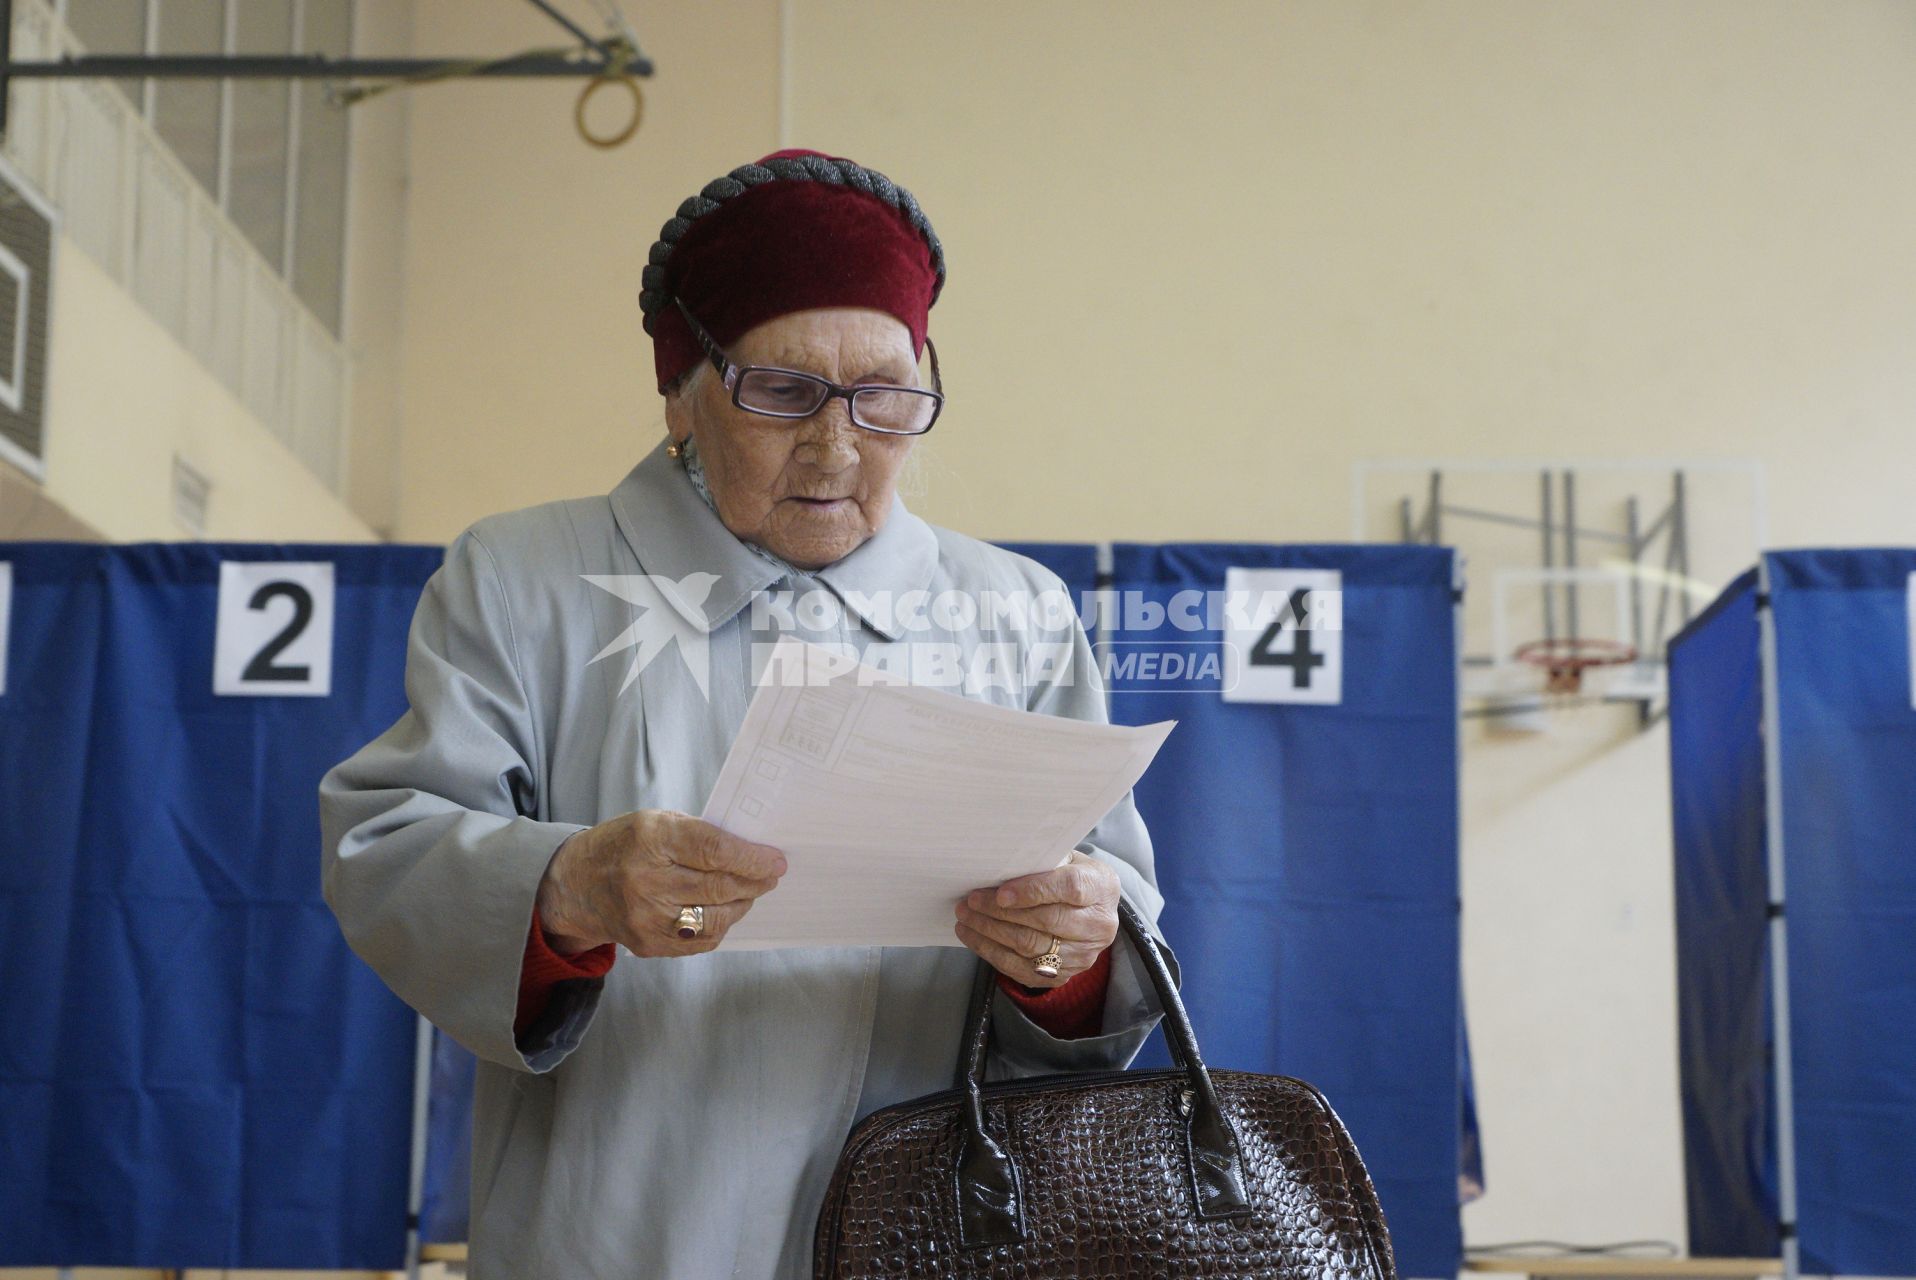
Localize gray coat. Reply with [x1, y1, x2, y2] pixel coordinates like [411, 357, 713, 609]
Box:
[319, 439, 1170, 1279]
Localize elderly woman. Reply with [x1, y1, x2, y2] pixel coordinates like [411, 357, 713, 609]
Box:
[320, 150, 1170, 1280]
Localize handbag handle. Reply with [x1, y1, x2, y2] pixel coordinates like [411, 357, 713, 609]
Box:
[951, 897, 1252, 1249]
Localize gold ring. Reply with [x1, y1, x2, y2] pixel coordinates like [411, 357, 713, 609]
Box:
[674, 905, 706, 940]
[1033, 938, 1063, 979]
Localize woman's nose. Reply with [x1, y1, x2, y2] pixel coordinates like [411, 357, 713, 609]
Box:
[792, 402, 861, 468]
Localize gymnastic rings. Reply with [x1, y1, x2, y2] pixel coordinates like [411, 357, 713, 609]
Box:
[575, 72, 644, 149]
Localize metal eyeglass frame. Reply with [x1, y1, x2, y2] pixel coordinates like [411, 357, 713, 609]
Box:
[673, 298, 944, 436]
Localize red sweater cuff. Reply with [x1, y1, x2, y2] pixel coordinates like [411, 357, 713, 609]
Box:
[515, 911, 617, 1038]
[996, 946, 1113, 1040]
[514, 918, 1112, 1042]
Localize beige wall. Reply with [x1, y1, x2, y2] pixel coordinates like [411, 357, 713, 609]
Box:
[340, 0, 419, 537]
[786, 0, 1915, 549]
[401, 0, 1916, 1262]
[35, 246, 374, 543]
[1, 456, 101, 539]
[393, 0, 781, 540]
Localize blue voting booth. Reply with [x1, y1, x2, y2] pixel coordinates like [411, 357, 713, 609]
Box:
[1669, 550, 1916, 1277]
[976, 542, 1468, 1275]
[0, 542, 441, 1270]
[1096, 543, 1466, 1280]
[3, 537, 1467, 1274]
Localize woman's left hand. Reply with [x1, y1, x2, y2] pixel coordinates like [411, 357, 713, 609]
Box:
[954, 851, 1121, 989]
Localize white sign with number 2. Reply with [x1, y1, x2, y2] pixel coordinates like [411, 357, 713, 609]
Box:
[214, 561, 335, 697]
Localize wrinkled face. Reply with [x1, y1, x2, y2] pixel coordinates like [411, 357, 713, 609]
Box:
[665, 307, 921, 570]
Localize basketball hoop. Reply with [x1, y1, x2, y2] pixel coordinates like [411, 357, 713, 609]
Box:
[1513, 637, 1638, 695]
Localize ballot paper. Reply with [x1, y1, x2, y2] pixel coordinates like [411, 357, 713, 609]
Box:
[701, 637, 1175, 949]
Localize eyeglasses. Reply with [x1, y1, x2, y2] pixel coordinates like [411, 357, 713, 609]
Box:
[674, 299, 944, 436]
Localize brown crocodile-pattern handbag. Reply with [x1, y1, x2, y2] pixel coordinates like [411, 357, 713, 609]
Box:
[814, 899, 1397, 1279]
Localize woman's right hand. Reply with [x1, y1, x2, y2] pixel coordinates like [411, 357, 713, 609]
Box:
[534, 810, 786, 957]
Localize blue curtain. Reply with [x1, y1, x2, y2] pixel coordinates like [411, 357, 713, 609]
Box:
[1667, 569, 1778, 1257]
[1101, 542, 1463, 1280]
[419, 1028, 476, 1244]
[1769, 550, 1916, 1275]
[0, 541, 438, 1270]
[1672, 551, 1916, 1275]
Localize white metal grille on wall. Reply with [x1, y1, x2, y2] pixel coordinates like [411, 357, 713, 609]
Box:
[1, 0, 349, 495]
[0, 157, 54, 479]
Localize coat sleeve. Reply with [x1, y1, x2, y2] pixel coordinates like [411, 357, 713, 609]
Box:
[319, 528, 595, 1073]
[985, 604, 1178, 1081]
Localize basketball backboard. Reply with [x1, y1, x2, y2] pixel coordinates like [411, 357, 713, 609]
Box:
[1352, 459, 1765, 719]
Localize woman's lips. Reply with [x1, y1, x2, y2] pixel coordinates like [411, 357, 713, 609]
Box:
[789, 496, 851, 511]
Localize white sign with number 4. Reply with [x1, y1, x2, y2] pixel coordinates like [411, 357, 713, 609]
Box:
[214, 561, 335, 697]
[1222, 567, 1343, 705]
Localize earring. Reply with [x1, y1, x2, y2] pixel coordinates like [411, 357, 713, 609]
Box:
[666, 438, 684, 460]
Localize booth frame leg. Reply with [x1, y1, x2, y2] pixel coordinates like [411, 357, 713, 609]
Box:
[1755, 557, 1801, 1280]
[404, 1013, 435, 1280]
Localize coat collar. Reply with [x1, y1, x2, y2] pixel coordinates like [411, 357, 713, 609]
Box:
[607, 438, 939, 640]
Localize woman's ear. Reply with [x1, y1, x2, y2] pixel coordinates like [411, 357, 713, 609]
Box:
[660, 361, 710, 447]
[661, 382, 693, 447]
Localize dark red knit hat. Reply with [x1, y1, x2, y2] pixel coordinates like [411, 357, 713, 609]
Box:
[640, 150, 946, 393]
